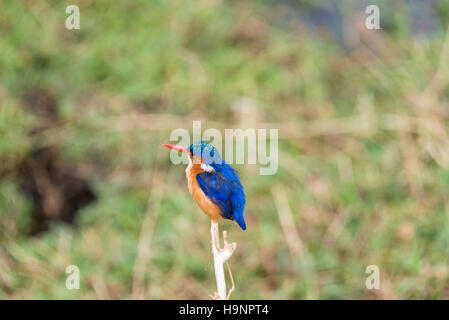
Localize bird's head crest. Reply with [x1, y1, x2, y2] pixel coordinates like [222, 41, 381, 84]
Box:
[189, 142, 222, 165]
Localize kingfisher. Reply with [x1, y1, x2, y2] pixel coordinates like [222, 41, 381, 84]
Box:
[163, 142, 246, 230]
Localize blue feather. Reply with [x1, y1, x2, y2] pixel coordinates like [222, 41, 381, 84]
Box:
[191, 142, 246, 230]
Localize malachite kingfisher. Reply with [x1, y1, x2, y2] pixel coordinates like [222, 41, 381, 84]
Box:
[163, 142, 246, 230]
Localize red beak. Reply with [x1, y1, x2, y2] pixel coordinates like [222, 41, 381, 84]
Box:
[163, 144, 189, 154]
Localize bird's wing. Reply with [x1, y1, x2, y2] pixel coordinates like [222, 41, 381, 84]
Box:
[196, 165, 246, 230]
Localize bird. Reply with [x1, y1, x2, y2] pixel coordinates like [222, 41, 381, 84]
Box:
[163, 141, 246, 230]
[163, 141, 246, 299]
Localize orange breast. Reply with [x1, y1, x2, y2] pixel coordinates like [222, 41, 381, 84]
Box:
[186, 163, 222, 222]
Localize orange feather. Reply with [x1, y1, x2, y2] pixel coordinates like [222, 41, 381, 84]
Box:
[186, 159, 222, 223]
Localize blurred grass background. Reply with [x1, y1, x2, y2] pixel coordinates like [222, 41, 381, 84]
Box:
[1, 0, 449, 299]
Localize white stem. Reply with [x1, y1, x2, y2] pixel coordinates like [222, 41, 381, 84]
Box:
[210, 221, 236, 300]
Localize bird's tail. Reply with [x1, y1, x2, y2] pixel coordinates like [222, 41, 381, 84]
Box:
[235, 214, 246, 230]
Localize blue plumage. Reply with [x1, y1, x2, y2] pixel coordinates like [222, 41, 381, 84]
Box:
[191, 142, 247, 230]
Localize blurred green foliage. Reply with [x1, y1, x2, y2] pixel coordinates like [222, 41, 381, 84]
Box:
[1, 0, 449, 299]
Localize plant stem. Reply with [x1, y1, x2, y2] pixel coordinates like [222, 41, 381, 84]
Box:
[210, 221, 236, 300]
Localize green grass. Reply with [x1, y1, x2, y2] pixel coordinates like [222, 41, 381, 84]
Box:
[1, 0, 449, 299]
